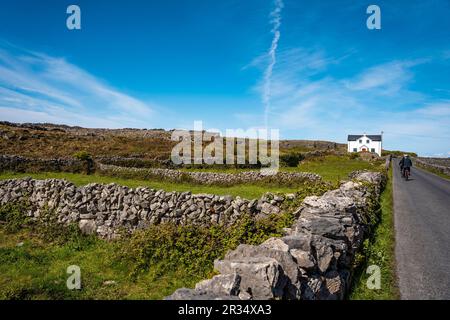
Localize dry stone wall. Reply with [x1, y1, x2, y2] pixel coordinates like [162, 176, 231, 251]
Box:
[0, 178, 287, 239]
[415, 157, 450, 176]
[98, 163, 321, 186]
[1, 154, 321, 186]
[166, 171, 386, 300]
[0, 155, 84, 173]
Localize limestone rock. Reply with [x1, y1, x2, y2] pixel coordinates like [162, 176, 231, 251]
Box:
[195, 273, 241, 296]
[290, 249, 315, 270]
[214, 257, 285, 300]
[79, 219, 96, 235]
[223, 244, 299, 287]
[165, 288, 239, 300]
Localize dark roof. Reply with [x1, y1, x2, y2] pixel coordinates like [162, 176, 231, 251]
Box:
[347, 134, 382, 141]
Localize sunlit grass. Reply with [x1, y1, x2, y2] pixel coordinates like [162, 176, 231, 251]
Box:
[349, 166, 399, 300]
[0, 155, 382, 198]
[0, 228, 197, 300]
[291, 155, 382, 182]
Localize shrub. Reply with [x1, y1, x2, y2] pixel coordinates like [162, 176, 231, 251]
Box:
[115, 211, 297, 280]
[0, 202, 30, 233]
[349, 152, 360, 160]
[280, 181, 335, 212]
[382, 150, 417, 157]
[34, 205, 93, 246]
[280, 152, 305, 167]
[0, 202, 94, 247]
[73, 151, 94, 175]
[73, 151, 92, 161]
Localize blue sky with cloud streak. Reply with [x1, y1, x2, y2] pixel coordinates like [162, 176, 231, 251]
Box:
[0, 0, 449, 156]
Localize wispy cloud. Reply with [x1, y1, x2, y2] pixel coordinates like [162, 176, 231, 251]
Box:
[343, 60, 425, 94]
[240, 45, 450, 156]
[0, 43, 157, 128]
[262, 0, 284, 128]
[416, 101, 450, 116]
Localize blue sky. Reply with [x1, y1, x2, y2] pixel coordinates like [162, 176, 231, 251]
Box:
[0, 0, 449, 156]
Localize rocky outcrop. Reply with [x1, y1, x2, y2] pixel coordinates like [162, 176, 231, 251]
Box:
[166, 171, 386, 300]
[0, 178, 286, 239]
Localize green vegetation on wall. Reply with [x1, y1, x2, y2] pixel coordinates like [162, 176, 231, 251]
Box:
[0, 181, 331, 300]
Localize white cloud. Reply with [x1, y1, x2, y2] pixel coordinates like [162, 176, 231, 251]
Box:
[0, 44, 157, 128]
[344, 61, 412, 93]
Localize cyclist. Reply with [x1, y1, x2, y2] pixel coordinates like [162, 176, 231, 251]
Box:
[399, 154, 413, 178]
[399, 155, 405, 173]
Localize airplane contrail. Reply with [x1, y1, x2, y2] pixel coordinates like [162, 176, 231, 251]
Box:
[263, 0, 284, 128]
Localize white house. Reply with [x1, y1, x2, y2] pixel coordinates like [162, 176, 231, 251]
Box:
[347, 134, 382, 156]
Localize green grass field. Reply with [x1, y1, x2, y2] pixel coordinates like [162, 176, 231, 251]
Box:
[290, 155, 383, 182]
[0, 155, 379, 198]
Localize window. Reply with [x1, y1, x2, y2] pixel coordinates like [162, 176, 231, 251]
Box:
[353, 148, 357, 152]
[367, 140, 370, 143]
[359, 140, 362, 143]
[371, 148, 375, 153]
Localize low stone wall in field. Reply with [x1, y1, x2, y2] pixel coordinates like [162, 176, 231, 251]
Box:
[98, 163, 321, 186]
[415, 157, 450, 176]
[95, 156, 172, 168]
[1, 154, 322, 186]
[167, 171, 386, 300]
[0, 178, 288, 239]
[0, 155, 85, 173]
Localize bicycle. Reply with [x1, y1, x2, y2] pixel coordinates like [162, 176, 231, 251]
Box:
[402, 167, 411, 181]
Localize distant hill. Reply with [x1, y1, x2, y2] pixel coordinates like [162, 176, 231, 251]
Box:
[279, 140, 346, 153]
[0, 121, 345, 160]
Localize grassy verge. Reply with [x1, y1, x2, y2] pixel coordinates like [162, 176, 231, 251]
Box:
[349, 166, 399, 299]
[0, 171, 304, 199]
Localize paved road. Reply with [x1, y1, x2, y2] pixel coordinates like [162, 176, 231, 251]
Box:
[393, 160, 450, 299]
